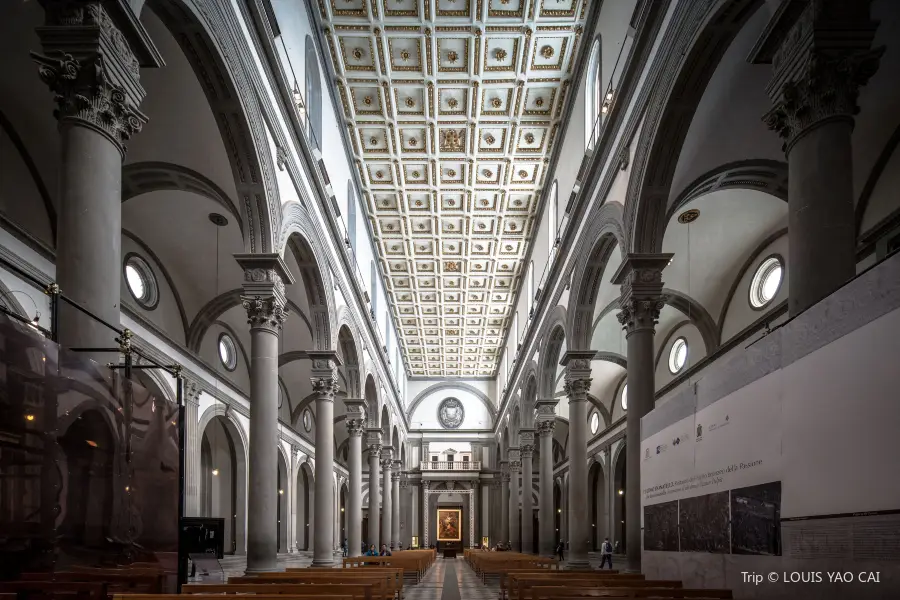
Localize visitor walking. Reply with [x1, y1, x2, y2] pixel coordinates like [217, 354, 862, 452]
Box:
[600, 537, 613, 569]
[556, 540, 564, 562]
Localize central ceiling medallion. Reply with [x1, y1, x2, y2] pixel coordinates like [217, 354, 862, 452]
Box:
[441, 129, 464, 152]
[540, 45, 554, 58]
[448, 50, 459, 63]
[494, 48, 507, 60]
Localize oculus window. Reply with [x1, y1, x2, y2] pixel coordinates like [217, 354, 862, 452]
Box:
[302, 408, 312, 433]
[621, 384, 627, 411]
[749, 256, 783, 309]
[123, 254, 158, 310]
[668, 337, 688, 374]
[590, 411, 600, 435]
[218, 333, 238, 371]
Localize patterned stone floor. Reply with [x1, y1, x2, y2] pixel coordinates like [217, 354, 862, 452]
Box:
[205, 551, 624, 598]
[405, 558, 497, 600]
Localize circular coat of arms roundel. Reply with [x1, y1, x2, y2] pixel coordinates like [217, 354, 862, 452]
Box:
[438, 397, 465, 429]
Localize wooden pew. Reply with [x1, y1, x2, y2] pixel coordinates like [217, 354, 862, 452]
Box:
[113, 595, 353, 600]
[19, 571, 163, 594]
[468, 553, 559, 583]
[0, 581, 106, 600]
[511, 577, 683, 600]
[231, 572, 395, 600]
[500, 569, 628, 600]
[287, 566, 404, 599]
[182, 583, 373, 600]
[527, 588, 733, 599]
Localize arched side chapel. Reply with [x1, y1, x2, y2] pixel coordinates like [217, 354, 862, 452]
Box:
[0, 0, 898, 597]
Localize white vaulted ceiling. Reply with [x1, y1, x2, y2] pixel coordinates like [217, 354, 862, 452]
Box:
[317, 0, 589, 377]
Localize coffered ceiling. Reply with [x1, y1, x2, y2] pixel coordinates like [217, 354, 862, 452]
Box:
[317, 0, 589, 377]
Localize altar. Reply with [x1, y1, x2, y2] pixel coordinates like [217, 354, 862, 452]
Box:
[423, 487, 475, 549]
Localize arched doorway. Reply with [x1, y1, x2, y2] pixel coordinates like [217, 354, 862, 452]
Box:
[589, 461, 607, 549]
[339, 483, 348, 547]
[277, 450, 288, 552]
[59, 410, 115, 548]
[296, 462, 314, 551]
[613, 446, 626, 552]
[553, 481, 562, 546]
[199, 415, 246, 554]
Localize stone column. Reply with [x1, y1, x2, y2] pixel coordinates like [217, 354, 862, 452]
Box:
[520, 431, 535, 554]
[183, 379, 202, 516]
[481, 481, 490, 545]
[366, 431, 382, 548]
[345, 400, 366, 557]
[411, 482, 419, 546]
[612, 254, 670, 573]
[380, 448, 393, 549]
[391, 462, 401, 548]
[508, 448, 520, 551]
[536, 401, 557, 556]
[308, 352, 340, 565]
[561, 351, 594, 569]
[32, 2, 161, 355]
[750, 0, 883, 316]
[500, 461, 510, 545]
[235, 255, 292, 573]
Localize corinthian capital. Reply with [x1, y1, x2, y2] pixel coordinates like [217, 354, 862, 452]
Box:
[242, 295, 288, 332]
[537, 420, 555, 437]
[749, 0, 883, 153]
[310, 375, 339, 400]
[611, 253, 671, 335]
[616, 297, 666, 333]
[308, 351, 342, 402]
[520, 444, 534, 458]
[31, 1, 163, 155]
[347, 418, 366, 437]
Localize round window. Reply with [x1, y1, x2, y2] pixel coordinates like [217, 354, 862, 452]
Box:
[750, 256, 783, 308]
[302, 408, 312, 433]
[668, 337, 688, 374]
[123, 255, 158, 309]
[218, 333, 237, 371]
[589, 412, 600, 435]
[621, 384, 628, 411]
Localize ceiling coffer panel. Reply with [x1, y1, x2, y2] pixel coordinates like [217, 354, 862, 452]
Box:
[319, 0, 589, 377]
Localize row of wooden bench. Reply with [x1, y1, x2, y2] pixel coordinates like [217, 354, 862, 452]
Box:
[461, 550, 733, 600]
[0, 550, 436, 600]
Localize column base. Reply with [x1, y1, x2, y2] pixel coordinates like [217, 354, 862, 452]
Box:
[311, 558, 335, 567]
[565, 559, 591, 570]
[244, 564, 280, 575]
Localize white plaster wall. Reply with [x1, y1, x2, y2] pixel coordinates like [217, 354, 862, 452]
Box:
[121, 236, 186, 345]
[409, 386, 492, 430]
[720, 233, 789, 342]
[654, 322, 706, 389]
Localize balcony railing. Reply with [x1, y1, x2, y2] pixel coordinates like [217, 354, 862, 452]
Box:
[420, 461, 481, 471]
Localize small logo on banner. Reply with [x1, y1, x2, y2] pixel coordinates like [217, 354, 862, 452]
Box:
[696, 424, 703, 441]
